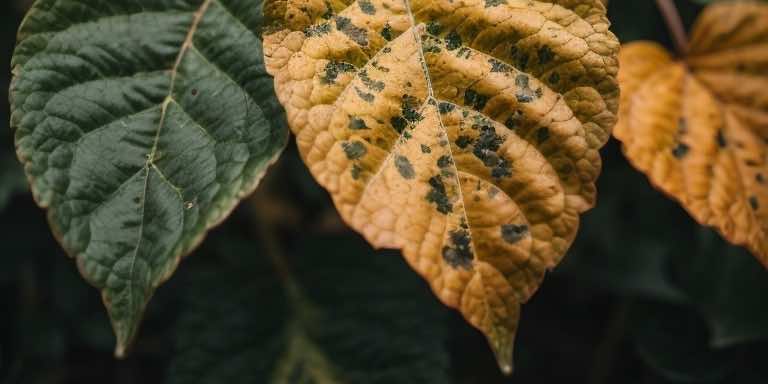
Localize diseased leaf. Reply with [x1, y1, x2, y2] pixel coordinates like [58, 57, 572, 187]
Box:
[9, 0, 288, 354]
[263, 0, 619, 371]
[615, 1, 768, 266]
[166, 234, 452, 384]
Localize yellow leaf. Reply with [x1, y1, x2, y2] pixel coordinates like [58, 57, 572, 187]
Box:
[263, 0, 619, 372]
[615, 1, 768, 266]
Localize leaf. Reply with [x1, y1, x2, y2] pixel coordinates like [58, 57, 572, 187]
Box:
[614, 1, 768, 266]
[262, 0, 619, 372]
[166, 234, 452, 384]
[9, 0, 288, 355]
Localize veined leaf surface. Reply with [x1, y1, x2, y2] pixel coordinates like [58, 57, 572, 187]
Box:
[263, 0, 619, 371]
[10, 0, 288, 354]
[615, 1, 768, 266]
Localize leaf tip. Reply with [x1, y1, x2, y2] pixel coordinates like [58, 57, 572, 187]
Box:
[114, 343, 128, 359]
[488, 332, 515, 376]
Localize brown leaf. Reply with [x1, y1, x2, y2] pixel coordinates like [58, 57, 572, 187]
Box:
[615, 2, 768, 266]
[263, 0, 619, 372]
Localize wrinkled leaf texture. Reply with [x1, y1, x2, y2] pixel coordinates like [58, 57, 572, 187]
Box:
[10, 0, 288, 354]
[263, 0, 619, 371]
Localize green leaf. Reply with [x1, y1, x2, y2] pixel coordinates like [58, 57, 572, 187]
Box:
[9, 0, 288, 355]
[166, 234, 452, 384]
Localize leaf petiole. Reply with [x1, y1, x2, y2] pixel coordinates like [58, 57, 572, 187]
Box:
[655, 0, 688, 56]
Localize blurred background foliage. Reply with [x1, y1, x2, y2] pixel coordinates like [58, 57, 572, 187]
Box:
[2, 0, 768, 383]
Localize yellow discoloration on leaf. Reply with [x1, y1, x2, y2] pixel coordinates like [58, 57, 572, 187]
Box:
[615, 2, 768, 267]
[264, 0, 618, 371]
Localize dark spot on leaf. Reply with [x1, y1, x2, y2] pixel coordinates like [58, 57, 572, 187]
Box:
[349, 117, 368, 130]
[515, 74, 535, 103]
[358, 0, 376, 14]
[485, 0, 506, 6]
[456, 47, 471, 59]
[464, 89, 489, 110]
[489, 58, 511, 73]
[470, 125, 511, 178]
[426, 175, 453, 214]
[749, 195, 759, 211]
[504, 111, 523, 130]
[757, 173, 765, 184]
[548, 72, 560, 84]
[672, 143, 690, 159]
[351, 164, 363, 179]
[335, 16, 368, 46]
[421, 144, 432, 154]
[442, 229, 473, 269]
[401, 95, 423, 122]
[717, 130, 727, 148]
[427, 21, 442, 35]
[456, 135, 473, 149]
[438, 102, 455, 115]
[391, 116, 408, 133]
[501, 224, 528, 244]
[322, 61, 355, 84]
[538, 45, 554, 64]
[383, 47, 391, 53]
[380, 23, 393, 41]
[342, 141, 367, 160]
[537, 127, 550, 144]
[421, 35, 442, 53]
[355, 86, 375, 102]
[395, 155, 415, 179]
[304, 23, 332, 37]
[491, 158, 512, 178]
[437, 155, 452, 168]
[191, 88, 198, 96]
[510, 46, 529, 71]
[446, 31, 462, 50]
[359, 69, 385, 92]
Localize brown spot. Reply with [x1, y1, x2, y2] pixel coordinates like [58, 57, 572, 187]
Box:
[749, 195, 759, 211]
[395, 155, 415, 179]
[501, 224, 528, 244]
[442, 229, 473, 269]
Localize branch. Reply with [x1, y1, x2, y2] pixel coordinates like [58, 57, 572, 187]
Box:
[655, 0, 688, 56]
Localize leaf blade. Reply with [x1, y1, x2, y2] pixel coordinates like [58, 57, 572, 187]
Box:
[615, 1, 768, 265]
[263, 0, 618, 371]
[10, 0, 288, 353]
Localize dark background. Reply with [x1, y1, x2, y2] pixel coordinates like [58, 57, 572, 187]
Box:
[3, 1, 768, 383]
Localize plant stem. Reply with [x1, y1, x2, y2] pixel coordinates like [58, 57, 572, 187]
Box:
[655, 0, 688, 56]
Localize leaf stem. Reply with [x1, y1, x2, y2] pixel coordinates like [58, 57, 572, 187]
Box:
[655, 0, 688, 56]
